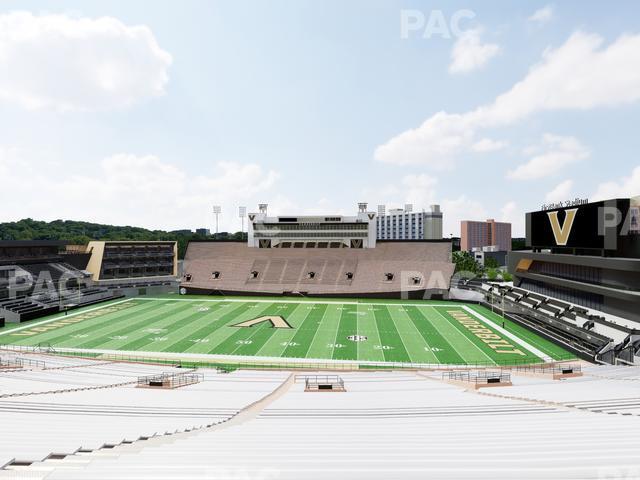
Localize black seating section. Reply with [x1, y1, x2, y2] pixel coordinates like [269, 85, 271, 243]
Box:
[0, 262, 120, 323]
[0, 297, 58, 321]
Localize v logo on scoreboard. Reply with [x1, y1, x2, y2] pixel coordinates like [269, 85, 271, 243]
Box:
[547, 208, 578, 246]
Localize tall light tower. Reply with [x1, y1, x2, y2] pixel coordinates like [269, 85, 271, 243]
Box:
[239, 206, 247, 235]
[213, 205, 221, 235]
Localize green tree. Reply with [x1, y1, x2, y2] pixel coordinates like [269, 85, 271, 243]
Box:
[452, 251, 483, 275]
[484, 257, 500, 269]
[486, 268, 498, 281]
[0, 218, 248, 259]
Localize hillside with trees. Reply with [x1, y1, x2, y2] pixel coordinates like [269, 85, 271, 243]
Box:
[0, 219, 246, 258]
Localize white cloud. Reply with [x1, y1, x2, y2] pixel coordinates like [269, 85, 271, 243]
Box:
[264, 195, 350, 217]
[507, 134, 589, 180]
[402, 174, 438, 207]
[374, 111, 475, 168]
[472, 138, 507, 153]
[500, 201, 525, 237]
[0, 11, 172, 111]
[545, 179, 574, 203]
[0, 145, 21, 175]
[442, 196, 488, 237]
[0, 151, 279, 231]
[528, 5, 554, 25]
[592, 166, 640, 201]
[449, 29, 501, 74]
[361, 174, 438, 211]
[375, 31, 640, 166]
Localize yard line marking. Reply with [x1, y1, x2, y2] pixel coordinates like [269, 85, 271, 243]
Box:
[199, 302, 272, 354]
[303, 304, 334, 360]
[228, 303, 303, 356]
[462, 305, 552, 362]
[0, 298, 134, 337]
[431, 307, 495, 365]
[276, 303, 326, 359]
[395, 307, 438, 364]
[328, 303, 344, 359]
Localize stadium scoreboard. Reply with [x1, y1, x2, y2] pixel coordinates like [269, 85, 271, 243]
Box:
[526, 197, 640, 257]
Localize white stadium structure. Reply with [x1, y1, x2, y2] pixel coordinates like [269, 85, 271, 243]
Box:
[2, 349, 640, 479]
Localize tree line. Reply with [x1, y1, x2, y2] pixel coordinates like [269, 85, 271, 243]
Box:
[0, 218, 246, 259]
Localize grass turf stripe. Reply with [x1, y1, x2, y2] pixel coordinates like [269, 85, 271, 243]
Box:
[230, 303, 303, 356]
[435, 306, 538, 365]
[372, 305, 411, 363]
[332, 304, 358, 360]
[12, 300, 155, 347]
[403, 306, 463, 364]
[304, 303, 342, 359]
[208, 303, 290, 355]
[353, 304, 386, 362]
[469, 305, 574, 360]
[163, 302, 265, 353]
[280, 303, 329, 358]
[115, 302, 232, 352]
[74, 302, 194, 349]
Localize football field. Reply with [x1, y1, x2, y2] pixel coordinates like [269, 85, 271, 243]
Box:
[0, 296, 572, 366]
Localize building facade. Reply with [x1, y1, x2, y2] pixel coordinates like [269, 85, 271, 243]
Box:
[84, 241, 178, 282]
[508, 196, 640, 322]
[248, 203, 377, 249]
[461, 219, 512, 252]
[183, 203, 454, 299]
[472, 246, 508, 267]
[376, 204, 443, 240]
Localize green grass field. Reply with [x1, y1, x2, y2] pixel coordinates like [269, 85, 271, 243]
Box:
[0, 296, 573, 366]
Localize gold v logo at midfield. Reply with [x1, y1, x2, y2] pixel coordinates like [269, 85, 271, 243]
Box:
[547, 208, 578, 246]
[232, 315, 293, 329]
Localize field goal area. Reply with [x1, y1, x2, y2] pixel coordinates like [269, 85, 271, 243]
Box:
[0, 296, 574, 369]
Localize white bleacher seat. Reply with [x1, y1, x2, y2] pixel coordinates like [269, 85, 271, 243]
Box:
[0, 356, 289, 469]
[4, 368, 638, 480]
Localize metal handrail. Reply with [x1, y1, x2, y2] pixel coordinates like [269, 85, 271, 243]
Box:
[442, 370, 511, 384]
[0, 344, 578, 373]
[137, 371, 203, 388]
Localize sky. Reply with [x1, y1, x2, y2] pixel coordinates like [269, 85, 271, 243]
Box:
[0, 0, 639, 236]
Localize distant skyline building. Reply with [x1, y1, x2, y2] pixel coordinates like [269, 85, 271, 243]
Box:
[195, 228, 211, 236]
[376, 204, 443, 240]
[460, 219, 512, 252]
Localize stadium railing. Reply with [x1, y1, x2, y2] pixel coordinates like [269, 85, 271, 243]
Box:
[137, 371, 204, 388]
[508, 363, 581, 375]
[0, 355, 46, 370]
[441, 370, 511, 385]
[0, 344, 578, 372]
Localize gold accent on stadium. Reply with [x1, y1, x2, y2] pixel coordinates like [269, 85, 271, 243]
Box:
[8, 302, 137, 337]
[547, 208, 578, 246]
[515, 258, 533, 273]
[232, 315, 293, 329]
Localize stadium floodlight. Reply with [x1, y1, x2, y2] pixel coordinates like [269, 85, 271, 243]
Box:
[213, 205, 221, 234]
[239, 206, 247, 233]
[404, 203, 413, 213]
[377, 204, 386, 217]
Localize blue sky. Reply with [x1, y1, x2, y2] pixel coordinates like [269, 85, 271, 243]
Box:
[0, 1, 639, 236]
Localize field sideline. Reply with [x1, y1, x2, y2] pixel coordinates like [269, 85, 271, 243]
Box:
[0, 296, 572, 365]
